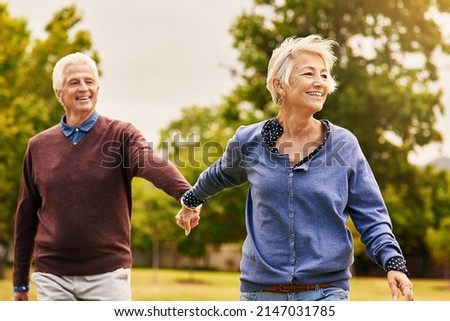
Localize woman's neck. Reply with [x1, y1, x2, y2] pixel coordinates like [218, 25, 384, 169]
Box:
[277, 111, 319, 140]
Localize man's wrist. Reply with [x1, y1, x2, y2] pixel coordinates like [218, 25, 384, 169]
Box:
[13, 285, 29, 292]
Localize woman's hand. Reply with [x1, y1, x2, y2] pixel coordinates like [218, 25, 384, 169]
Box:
[175, 205, 201, 235]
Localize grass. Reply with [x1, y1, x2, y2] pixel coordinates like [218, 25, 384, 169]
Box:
[1, 267, 449, 301]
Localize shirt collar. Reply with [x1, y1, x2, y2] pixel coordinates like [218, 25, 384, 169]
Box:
[60, 111, 99, 137]
[261, 117, 331, 156]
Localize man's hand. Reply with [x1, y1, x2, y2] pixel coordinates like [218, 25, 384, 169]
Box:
[387, 270, 414, 301]
[175, 205, 201, 236]
[12, 292, 29, 301]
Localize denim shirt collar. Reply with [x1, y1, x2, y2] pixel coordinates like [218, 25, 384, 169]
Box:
[60, 110, 99, 137]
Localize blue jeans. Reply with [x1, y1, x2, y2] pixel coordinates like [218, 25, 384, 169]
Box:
[240, 287, 349, 301]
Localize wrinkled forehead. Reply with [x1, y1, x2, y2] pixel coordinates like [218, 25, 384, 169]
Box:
[63, 63, 97, 82]
[291, 51, 329, 71]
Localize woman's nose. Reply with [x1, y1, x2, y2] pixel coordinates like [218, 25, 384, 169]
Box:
[313, 77, 325, 86]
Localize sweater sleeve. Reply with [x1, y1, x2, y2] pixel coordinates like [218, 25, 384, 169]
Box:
[346, 140, 406, 269]
[122, 123, 191, 201]
[191, 127, 249, 200]
[13, 142, 41, 286]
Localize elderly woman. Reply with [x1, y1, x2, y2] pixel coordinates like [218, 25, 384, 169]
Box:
[177, 35, 413, 301]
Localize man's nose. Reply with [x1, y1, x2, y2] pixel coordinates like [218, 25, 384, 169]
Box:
[78, 81, 89, 90]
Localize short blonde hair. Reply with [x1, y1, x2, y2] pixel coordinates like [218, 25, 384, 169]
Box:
[52, 52, 99, 91]
[266, 35, 338, 105]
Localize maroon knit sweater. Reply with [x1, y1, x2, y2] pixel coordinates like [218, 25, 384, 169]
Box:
[13, 115, 191, 286]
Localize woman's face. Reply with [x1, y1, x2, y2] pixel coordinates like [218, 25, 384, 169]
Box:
[282, 52, 330, 114]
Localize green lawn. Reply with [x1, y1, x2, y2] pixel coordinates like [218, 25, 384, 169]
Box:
[1, 267, 449, 301]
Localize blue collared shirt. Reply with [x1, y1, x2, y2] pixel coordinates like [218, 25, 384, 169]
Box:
[60, 111, 99, 144]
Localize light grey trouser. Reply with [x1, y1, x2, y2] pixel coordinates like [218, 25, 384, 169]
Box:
[31, 268, 131, 301]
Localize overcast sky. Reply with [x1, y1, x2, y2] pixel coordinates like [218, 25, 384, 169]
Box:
[6, 0, 450, 165]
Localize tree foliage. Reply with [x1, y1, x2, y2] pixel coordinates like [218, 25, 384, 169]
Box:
[131, 178, 180, 250]
[159, 106, 248, 259]
[426, 216, 450, 279]
[0, 3, 99, 277]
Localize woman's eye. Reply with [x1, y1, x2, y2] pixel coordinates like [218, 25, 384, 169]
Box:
[321, 74, 328, 79]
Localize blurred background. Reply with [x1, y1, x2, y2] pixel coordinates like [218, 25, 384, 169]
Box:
[1, 0, 449, 296]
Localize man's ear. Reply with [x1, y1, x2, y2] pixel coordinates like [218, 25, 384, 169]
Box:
[55, 90, 62, 102]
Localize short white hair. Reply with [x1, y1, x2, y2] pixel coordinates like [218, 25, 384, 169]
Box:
[52, 52, 99, 91]
[266, 35, 339, 105]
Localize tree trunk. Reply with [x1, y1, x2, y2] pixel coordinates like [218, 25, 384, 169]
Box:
[0, 241, 9, 279]
[151, 237, 159, 285]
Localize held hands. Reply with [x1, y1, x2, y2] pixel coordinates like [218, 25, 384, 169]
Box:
[175, 205, 201, 236]
[387, 270, 414, 301]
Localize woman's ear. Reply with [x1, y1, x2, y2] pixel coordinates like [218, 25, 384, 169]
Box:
[273, 78, 284, 93]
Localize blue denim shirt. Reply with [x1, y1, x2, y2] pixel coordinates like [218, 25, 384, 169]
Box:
[60, 111, 99, 144]
[190, 119, 406, 292]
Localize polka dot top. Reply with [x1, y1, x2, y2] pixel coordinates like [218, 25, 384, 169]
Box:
[385, 256, 409, 275]
[262, 118, 330, 168]
[181, 189, 206, 208]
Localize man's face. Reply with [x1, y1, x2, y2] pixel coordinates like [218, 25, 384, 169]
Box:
[56, 63, 99, 118]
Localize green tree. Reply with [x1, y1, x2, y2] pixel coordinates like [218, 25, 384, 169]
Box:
[0, 3, 99, 278]
[160, 106, 248, 264]
[0, 2, 30, 278]
[131, 178, 183, 281]
[160, 0, 450, 276]
[426, 217, 450, 280]
[422, 167, 450, 278]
